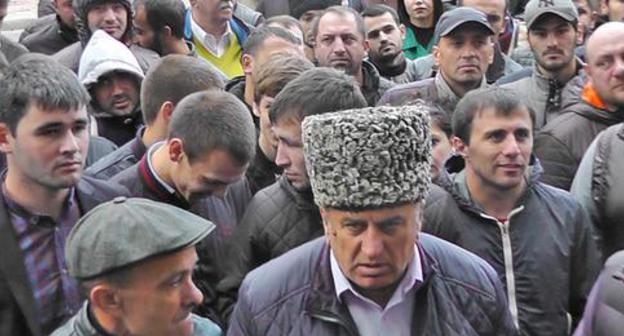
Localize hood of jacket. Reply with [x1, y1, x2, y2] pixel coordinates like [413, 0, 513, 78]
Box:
[79, 30, 144, 117]
[73, 0, 133, 45]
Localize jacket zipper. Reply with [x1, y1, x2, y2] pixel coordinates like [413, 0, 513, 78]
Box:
[480, 206, 524, 329]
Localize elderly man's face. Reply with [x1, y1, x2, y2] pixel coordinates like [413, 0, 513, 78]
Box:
[193, 0, 233, 24]
[112, 247, 204, 336]
[322, 203, 421, 296]
[87, 1, 127, 40]
[434, 24, 494, 91]
[92, 72, 140, 117]
[314, 12, 368, 76]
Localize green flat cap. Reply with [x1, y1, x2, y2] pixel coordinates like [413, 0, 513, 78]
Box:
[66, 197, 215, 280]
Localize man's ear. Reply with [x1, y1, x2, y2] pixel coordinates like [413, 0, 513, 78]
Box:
[0, 123, 13, 154]
[487, 37, 495, 65]
[362, 38, 370, 53]
[252, 101, 261, 118]
[162, 26, 173, 39]
[189, 0, 198, 8]
[90, 284, 124, 318]
[159, 101, 175, 123]
[432, 45, 440, 67]
[241, 54, 253, 75]
[451, 135, 468, 158]
[399, 24, 406, 40]
[168, 138, 185, 163]
[319, 208, 333, 242]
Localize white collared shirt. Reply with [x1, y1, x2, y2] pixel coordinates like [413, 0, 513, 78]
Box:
[146, 141, 176, 194]
[330, 245, 423, 336]
[190, 16, 233, 58]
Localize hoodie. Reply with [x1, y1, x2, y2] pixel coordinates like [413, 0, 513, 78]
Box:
[79, 30, 145, 145]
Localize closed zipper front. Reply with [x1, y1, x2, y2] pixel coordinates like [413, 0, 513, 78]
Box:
[480, 205, 524, 328]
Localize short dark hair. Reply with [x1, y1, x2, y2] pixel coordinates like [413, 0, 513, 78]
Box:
[311, 6, 367, 42]
[243, 25, 302, 56]
[141, 55, 224, 125]
[429, 104, 452, 138]
[168, 90, 256, 165]
[0, 0, 7, 9]
[361, 4, 400, 25]
[254, 53, 314, 104]
[453, 86, 535, 143]
[262, 15, 304, 34]
[0, 54, 90, 134]
[269, 67, 367, 124]
[134, 0, 186, 39]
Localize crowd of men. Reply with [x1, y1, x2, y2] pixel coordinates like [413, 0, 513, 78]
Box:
[0, 0, 623, 335]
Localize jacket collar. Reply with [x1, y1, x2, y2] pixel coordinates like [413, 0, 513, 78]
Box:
[437, 155, 543, 214]
[279, 175, 317, 210]
[531, 57, 584, 91]
[435, 72, 487, 110]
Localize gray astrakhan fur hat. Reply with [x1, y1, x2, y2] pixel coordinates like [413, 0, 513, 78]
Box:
[302, 104, 432, 210]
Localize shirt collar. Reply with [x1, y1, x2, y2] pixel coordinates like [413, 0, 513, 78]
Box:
[190, 15, 232, 45]
[146, 141, 176, 194]
[2, 178, 76, 225]
[330, 243, 423, 303]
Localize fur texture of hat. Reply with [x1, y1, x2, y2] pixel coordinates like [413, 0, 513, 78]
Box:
[302, 104, 432, 209]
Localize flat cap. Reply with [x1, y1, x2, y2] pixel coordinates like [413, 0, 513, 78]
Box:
[524, 0, 578, 30]
[434, 7, 495, 45]
[302, 104, 432, 209]
[66, 197, 215, 280]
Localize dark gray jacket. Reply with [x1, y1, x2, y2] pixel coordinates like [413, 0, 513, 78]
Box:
[424, 165, 600, 335]
[229, 235, 518, 335]
[52, 41, 159, 74]
[85, 128, 146, 180]
[377, 72, 487, 114]
[19, 14, 78, 55]
[500, 60, 584, 129]
[216, 176, 322, 323]
[360, 59, 395, 107]
[0, 35, 28, 62]
[534, 93, 624, 191]
[573, 250, 624, 336]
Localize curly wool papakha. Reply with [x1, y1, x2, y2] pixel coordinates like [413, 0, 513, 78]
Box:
[302, 104, 432, 210]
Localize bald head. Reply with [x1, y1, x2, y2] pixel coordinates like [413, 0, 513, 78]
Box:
[586, 22, 624, 64]
[585, 22, 624, 111]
